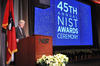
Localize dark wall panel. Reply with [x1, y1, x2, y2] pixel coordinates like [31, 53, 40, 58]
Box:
[33, 0, 50, 9]
[0, 0, 2, 65]
[0, 0, 7, 66]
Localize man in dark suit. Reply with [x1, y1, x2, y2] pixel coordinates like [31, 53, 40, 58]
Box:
[16, 20, 26, 42]
[10, 20, 26, 65]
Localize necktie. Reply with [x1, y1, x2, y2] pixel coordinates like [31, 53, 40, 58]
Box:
[19, 27, 23, 35]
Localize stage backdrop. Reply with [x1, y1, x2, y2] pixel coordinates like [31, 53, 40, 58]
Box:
[34, 0, 93, 46]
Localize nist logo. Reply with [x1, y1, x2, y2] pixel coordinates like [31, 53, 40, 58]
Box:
[39, 38, 49, 44]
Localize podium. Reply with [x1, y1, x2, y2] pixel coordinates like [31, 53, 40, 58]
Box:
[15, 35, 53, 66]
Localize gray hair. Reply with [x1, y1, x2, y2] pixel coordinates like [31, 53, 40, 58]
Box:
[18, 20, 25, 24]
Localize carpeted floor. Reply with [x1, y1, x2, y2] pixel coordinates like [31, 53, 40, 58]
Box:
[9, 57, 100, 66]
[67, 58, 100, 66]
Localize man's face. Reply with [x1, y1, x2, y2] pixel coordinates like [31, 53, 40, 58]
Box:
[19, 22, 25, 28]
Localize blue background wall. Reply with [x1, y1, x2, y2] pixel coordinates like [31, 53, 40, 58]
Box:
[34, 0, 93, 46]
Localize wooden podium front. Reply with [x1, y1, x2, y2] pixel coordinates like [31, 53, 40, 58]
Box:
[15, 35, 53, 66]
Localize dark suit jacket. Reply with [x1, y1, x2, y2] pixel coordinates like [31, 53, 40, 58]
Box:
[16, 26, 26, 39]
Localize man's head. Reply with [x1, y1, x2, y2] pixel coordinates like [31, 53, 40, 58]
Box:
[18, 20, 25, 28]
